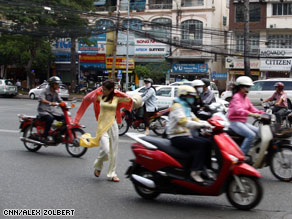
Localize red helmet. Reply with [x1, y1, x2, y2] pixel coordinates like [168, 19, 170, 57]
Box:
[274, 82, 284, 91]
[274, 82, 284, 88]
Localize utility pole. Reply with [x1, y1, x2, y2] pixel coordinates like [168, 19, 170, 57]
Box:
[110, 2, 120, 79]
[243, 0, 251, 77]
[125, 0, 130, 91]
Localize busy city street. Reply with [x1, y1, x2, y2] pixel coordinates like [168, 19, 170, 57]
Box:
[0, 97, 291, 219]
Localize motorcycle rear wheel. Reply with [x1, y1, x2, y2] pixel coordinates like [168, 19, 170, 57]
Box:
[226, 175, 263, 210]
[270, 145, 292, 182]
[118, 116, 129, 136]
[23, 126, 42, 152]
[133, 170, 160, 200]
[152, 117, 167, 136]
[65, 128, 87, 158]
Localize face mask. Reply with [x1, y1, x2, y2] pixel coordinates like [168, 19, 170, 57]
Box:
[245, 87, 250, 93]
[186, 97, 195, 105]
[197, 87, 203, 94]
[145, 83, 151, 88]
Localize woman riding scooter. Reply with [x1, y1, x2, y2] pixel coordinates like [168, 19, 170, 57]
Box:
[166, 85, 212, 183]
[228, 76, 264, 157]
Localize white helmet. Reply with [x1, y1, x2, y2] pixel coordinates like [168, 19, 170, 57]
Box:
[236, 76, 254, 86]
[191, 79, 205, 87]
[177, 85, 196, 97]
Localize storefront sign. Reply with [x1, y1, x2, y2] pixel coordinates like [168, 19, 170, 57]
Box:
[106, 57, 135, 69]
[78, 34, 106, 53]
[260, 48, 292, 71]
[225, 57, 260, 69]
[172, 64, 208, 73]
[80, 53, 105, 63]
[212, 72, 227, 79]
[229, 70, 260, 76]
[135, 38, 169, 57]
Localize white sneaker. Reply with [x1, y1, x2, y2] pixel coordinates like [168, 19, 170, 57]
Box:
[190, 171, 204, 183]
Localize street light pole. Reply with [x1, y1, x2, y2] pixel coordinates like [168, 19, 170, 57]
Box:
[125, 0, 130, 92]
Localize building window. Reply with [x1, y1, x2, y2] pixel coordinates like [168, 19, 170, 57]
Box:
[150, 18, 172, 39]
[267, 35, 292, 48]
[272, 3, 292, 16]
[235, 34, 260, 54]
[95, 19, 114, 31]
[122, 18, 143, 30]
[149, 0, 172, 9]
[181, 20, 203, 46]
[235, 3, 261, 22]
[181, 0, 204, 7]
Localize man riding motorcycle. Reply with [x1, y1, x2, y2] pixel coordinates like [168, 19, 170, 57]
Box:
[200, 78, 216, 105]
[37, 76, 64, 143]
[191, 79, 205, 115]
[263, 82, 288, 129]
[166, 85, 212, 183]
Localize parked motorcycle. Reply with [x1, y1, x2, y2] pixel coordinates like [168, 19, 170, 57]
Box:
[125, 115, 263, 210]
[18, 101, 87, 157]
[118, 107, 170, 136]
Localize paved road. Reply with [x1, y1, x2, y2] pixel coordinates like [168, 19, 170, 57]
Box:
[0, 98, 291, 219]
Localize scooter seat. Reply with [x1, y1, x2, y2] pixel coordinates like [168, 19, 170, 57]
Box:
[141, 136, 192, 159]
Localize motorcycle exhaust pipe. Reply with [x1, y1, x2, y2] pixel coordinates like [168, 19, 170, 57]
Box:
[131, 174, 156, 189]
[20, 137, 44, 146]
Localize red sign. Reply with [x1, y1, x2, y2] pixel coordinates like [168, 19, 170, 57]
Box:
[80, 53, 105, 63]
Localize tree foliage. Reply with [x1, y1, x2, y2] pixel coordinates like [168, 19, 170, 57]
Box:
[135, 61, 170, 84]
[0, 0, 94, 88]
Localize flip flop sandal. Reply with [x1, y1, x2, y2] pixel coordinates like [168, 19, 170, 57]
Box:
[109, 176, 120, 182]
[94, 169, 101, 177]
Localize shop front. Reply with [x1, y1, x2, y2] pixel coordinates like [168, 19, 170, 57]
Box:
[225, 57, 260, 81]
[260, 48, 292, 78]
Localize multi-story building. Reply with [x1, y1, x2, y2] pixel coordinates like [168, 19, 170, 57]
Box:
[90, 0, 229, 88]
[227, 0, 292, 82]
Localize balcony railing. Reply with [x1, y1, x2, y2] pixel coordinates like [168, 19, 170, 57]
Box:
[149, 4, 172, 10]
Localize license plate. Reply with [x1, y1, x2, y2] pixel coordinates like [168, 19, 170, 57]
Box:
[10, 87, 15, 91]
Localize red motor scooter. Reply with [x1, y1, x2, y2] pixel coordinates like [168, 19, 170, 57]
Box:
[118, 107, 170, 136]
[125, 115, 263, 210]
[18, 101, 87, 157]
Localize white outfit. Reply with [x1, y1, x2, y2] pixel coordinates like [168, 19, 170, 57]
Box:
[93, 121, 119, 179]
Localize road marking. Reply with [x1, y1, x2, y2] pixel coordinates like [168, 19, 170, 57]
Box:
[0, 129, 19, 133]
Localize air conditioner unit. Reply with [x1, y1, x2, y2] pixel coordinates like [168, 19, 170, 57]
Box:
[173, 36, 179, 41]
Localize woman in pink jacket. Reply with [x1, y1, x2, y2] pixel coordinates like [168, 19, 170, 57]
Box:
[227, 76, 264, 156]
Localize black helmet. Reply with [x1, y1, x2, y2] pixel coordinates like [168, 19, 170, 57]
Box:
[144, 78, 153, 84]
[48, 76, 62, 85]
[201, 78, 210, 87]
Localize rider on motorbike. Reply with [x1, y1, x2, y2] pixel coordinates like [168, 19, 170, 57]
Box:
[227, 76, 264, 156]
[141, 78, 158, 135]
[200, 78, 216, 105]
[263, 82, 288, 129]
[37, 76, 64, 143]
[166, 85, 213, 183]
[191, 79, 205, 115]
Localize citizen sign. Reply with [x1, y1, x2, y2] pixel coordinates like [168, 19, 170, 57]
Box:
[260, 48, 292, 71]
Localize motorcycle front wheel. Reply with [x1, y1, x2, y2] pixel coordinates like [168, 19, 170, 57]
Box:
[23, 126, 42, 152]
[152, 117, 167, 136]
[270, 145, 292, 182]
[226, 175, 263, 210]
[65, 128, 87, 158]
[118, 116, 130, 136]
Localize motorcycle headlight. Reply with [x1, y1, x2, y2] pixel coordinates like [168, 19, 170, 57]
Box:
[228, 154, 239, 164]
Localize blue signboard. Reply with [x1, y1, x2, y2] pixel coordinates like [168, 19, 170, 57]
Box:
[80, 63, 106, 70]
[117, 70, 123, 79]
[212, 72, 227, 79]
[172, 64, 208, 73]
